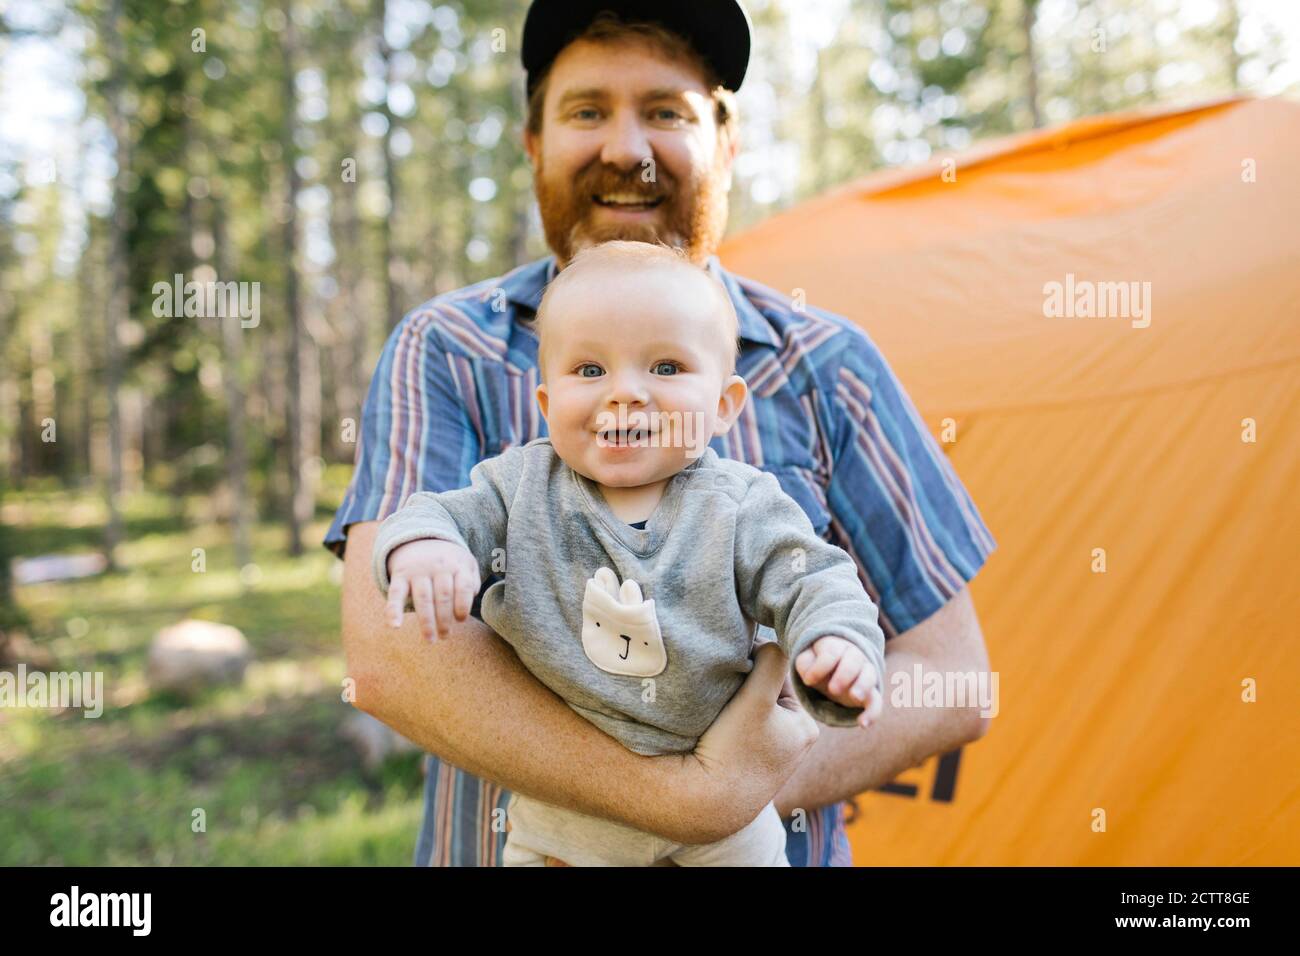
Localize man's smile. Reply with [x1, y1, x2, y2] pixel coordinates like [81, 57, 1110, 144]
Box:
[591, 192, 665, 212]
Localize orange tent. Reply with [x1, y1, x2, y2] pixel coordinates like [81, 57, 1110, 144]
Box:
[720, 97, 1300, 865]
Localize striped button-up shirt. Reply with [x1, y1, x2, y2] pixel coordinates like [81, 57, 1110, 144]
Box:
[325, 253, 996, 866]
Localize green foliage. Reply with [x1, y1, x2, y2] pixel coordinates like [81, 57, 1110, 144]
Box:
[1, 486, 424, 866]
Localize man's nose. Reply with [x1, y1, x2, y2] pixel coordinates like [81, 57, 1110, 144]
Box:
[600, 110, 653, 172]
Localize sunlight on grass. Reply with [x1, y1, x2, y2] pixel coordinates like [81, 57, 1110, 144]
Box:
[209, 790, 424, 866]
[1, 486, 423, 866]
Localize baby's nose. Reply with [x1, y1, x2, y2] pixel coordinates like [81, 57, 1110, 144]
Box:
[606, 381, 649, 405]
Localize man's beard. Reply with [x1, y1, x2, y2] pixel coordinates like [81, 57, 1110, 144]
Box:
[534, 152, 730, 268]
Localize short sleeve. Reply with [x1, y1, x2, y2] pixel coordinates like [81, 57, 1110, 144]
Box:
[323, 310, 480, 559]
[826, 330, 996, 637]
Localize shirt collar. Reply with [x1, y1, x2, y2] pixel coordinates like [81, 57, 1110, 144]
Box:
[502, 253, 781, 350]
[704, 254, 782, 349]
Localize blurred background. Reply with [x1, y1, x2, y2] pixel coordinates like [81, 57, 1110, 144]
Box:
[1, 0, 1296, 865]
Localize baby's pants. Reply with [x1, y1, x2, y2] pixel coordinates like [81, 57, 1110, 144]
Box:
[502, 792, 790, 867]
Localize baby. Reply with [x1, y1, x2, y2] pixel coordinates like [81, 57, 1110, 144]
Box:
[372, 240, 886, 867]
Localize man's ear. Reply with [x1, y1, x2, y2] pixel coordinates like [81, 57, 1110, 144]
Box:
[725, 126, 740, 168]
[719, 125, 740, 193]
[524, 127, 539, 167]
[713, 374, 748, 435]
[535, 381, 549, 422]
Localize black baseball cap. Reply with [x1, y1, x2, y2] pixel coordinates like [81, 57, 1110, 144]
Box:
[521, 0, 753, 98]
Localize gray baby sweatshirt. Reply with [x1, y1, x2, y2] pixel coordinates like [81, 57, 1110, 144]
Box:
[372, 437, 886, 756]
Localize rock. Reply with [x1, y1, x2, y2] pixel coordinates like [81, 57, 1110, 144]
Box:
[146, 619, 251, 696]
[340, 711, 418, 771]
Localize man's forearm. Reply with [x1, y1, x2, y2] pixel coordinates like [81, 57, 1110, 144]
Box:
[341, 521, 745, 845]
[773, 587, 991, 818]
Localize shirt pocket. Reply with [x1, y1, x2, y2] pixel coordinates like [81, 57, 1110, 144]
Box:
[758, 464, 832, 539]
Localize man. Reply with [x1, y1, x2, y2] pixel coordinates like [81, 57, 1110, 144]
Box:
[327, 0, 996, 867]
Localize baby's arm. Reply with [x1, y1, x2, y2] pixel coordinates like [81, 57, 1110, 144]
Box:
[795, 637, 883, 729]
[372, 451, 518, 641]
[733, 472, 887, 728]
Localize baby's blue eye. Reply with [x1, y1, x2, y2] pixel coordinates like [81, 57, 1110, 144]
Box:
[653, 361, 679, 375]
[577, 364, 602, 378]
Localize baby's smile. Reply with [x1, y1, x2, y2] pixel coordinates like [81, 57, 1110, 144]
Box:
[596, 422, 657, 447]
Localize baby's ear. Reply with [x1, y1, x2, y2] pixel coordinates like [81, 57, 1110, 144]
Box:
[714, 374, 749, 435]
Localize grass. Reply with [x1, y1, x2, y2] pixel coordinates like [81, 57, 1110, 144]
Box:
[0, 478, 426, 866]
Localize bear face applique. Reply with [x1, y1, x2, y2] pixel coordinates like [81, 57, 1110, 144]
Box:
[580, 567, 667, 677]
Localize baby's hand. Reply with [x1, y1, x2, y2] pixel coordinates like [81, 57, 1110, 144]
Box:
[795, 636, 883, 729]
[385, 539, 481, 641]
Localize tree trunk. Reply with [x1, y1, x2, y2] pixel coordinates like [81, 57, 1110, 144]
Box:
[0, 336, 15, 489]
[0, 474, 21, 653]
[374, 0, 400, 331]
[213, 192, 253, 569]
[1023, 0, 1042, 129]
[508, 78, 530, 265]
[326, 57, 367, 459]
[810, 49, 831, 193]
[0, 304, 22, 648]
[101, 0, 128, 570]
[1225, 0, 1243, 90]
[281, 0, 308, 556]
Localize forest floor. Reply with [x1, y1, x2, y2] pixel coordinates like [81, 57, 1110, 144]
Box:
[1, 471, 425, 865]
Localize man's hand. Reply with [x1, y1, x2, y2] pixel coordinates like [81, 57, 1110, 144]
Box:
[538, 645, 814, 867]
[795, 636, 883, 729]
[385, 538, 481, 641]
[690, 641, 820, 807]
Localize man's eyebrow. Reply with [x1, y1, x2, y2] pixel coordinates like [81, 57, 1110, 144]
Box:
[640, 87, 693, 103]
[555, 88, 608, 111]
[554, 87, 696, 111]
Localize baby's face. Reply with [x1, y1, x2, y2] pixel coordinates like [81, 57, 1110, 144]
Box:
[535, 267, 747, 489]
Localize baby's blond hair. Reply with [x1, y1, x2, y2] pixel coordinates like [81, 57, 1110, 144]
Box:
[533, 241, 740, 381]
